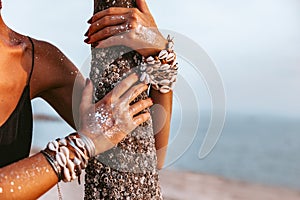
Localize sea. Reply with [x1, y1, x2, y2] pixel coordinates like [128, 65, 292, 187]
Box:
[31, 99, 300, 191]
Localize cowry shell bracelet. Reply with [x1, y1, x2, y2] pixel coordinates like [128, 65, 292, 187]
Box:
[138, 35, 178, 93]
[41, 132, 95, 184]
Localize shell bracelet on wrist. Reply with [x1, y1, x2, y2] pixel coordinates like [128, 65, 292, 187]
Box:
[138, 35, 178, 93]
[41, 132, 96, 184]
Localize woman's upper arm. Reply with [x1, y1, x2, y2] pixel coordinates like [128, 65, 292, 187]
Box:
[31, 40, 85, 129]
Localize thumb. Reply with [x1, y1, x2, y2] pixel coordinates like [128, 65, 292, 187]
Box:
[80, 78, 93, 111]
[136, 0, 150, 13]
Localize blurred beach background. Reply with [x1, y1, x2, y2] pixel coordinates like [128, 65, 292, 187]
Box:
[2, 0, 300, 199]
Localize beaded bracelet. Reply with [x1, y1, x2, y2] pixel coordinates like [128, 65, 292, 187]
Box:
[41, 132, 94, 184]
[138, 35, 178, 93]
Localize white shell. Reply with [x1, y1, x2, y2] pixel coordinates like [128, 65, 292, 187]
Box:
[150, 80, 156, 85]
[160, 85, 171, 93]
[146, 67, 153, 74]
[63, 167, 71, 182]
[160, 64, 170, 71]
[56, 152, 67, 168]
[172, 64, 178, 70]
[152, 84, 159, 90]
[73, 157, 81, 166]
[159, 79, 171, 86]
[48, 141, 59, 152]
[166, 53, 176, 62]
[157, 75, 164, 80]
[170, 75, 177, 83]
[152, 63, 160, 70]
[59, 146, 69, 159]
[140, 63, 147, 71]
[140, 72, 147, 82]
[75, 138, 85, 149]
[59, 138, 67, 146]
[154, 60, 161, 65]
[158, 50, 168, 60]
[66, 159, 77, 180]
[146, 56, 155, 64]
[145, 74, 150, 84]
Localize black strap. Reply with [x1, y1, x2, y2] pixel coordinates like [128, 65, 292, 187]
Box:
[27, 36, 35, 85]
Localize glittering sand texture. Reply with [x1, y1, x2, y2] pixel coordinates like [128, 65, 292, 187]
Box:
[85, 0, 163, 199]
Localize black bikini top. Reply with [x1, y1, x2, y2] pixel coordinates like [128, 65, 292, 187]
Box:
[0, 37, 34, 167]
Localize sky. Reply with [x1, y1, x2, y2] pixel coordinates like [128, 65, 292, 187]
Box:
[2, 0, 300, 118]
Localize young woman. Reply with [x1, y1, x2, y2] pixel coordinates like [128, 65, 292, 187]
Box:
[83, 0, 175, 199]
[0, 0, 154, 199]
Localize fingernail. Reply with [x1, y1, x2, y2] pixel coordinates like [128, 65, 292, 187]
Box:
[84, 30, 89, 36]
[84, 37, 90, 43]
[91, 42, 99, 48]
[87, 17, 93, 24]
[86, 78, 90, 86]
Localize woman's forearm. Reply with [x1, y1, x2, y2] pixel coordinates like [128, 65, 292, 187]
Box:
[150, 89, 173, 170]
[0, 74, 153, 199]
[0, 153, 58, 200]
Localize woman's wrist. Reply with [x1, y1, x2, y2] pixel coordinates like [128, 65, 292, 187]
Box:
[138, 35, 178, 94]
[77, 131, 96, 158]
[41, 132, 91, 184]
[138, 37, 168, 58]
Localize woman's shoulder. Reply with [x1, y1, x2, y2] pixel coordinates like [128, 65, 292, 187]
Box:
[29, 38, 78, 98]
[31, 39, 68, 65]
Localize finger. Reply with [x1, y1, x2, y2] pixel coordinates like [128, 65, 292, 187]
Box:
[94, 35, 121, 49]
[89, 7, 131, 24]
[120, 83, 148, 103]
[80, 79, 93, 111]
[109, 73, 139, 101]
[129, 98, 153, 116]
[94, 33, 132, 49]
[133, 112, 151, 126]
[87, 15, 127, 37]
[136, 0, 150, 13]
[88, 23, 132, 44]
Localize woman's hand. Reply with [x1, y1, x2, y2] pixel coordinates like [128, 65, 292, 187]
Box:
[78, 73, 152, 155]
[84, 0, 167, 57]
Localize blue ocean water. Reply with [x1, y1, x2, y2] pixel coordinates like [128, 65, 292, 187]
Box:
[31, 101, 300, 190]
[167, 113, 300, 190]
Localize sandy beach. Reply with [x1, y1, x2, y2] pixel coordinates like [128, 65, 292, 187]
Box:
[39, 169, 300, 200]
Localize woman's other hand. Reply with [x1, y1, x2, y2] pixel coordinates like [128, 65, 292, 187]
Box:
[84, 0, 167, 57]
[78, 73, 152, 155]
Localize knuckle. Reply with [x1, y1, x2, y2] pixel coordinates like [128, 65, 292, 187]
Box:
[130, 21, 137, 29]
[106, 8, 114, 15]
[89, 34, 95, 42]
[101, 96, 110, 106]
[130, 10, 138, 20]
[103, 27, 111, 36]
[102, 16, 110, 24]
[132, 86, 141, 96]
[132, 8, 139, 15]
[144, 113, 150, 120]
[141, 100, 147, 108]
[141, 114, 147, 122]
[120, 81, 131, 90]
[127, 32, 136, 40]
